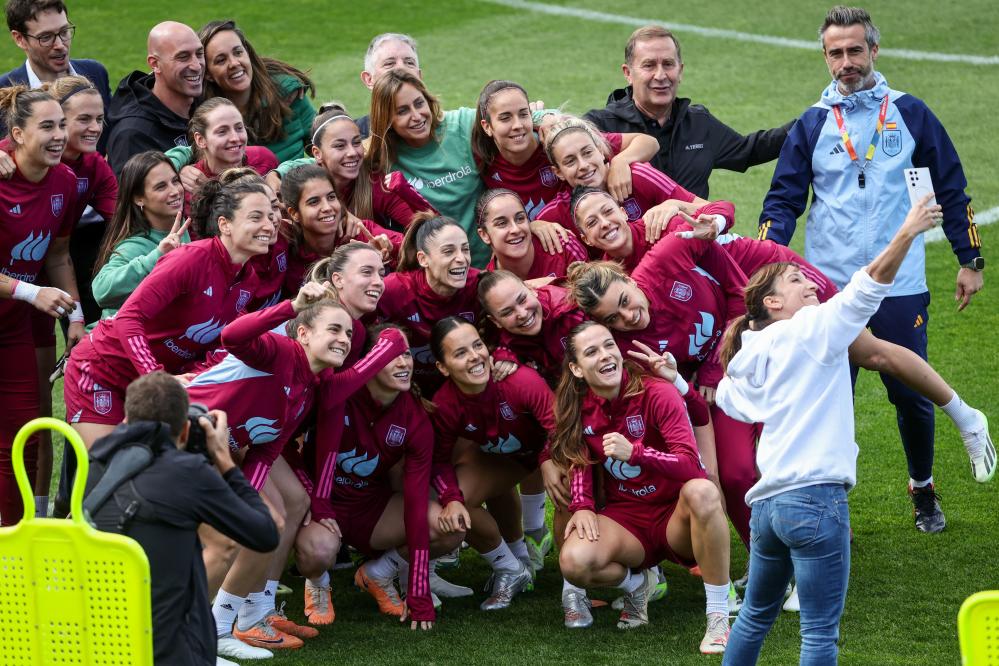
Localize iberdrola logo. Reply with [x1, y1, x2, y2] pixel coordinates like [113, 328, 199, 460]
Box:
[336, 448, 380, 477]
[604, 457, 641, 481]
[239, 417, 281, 445]
[10, 230, 51, 263]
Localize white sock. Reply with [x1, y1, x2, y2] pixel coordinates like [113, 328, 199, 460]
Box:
[34, 496, 48, 517]
[617, 569, 645, 594]
[481, 541, 520, 573]
[236, 590, 270, 631]
[910, 476, 934, 489]
[308, 571, 330, 588]
[507, 537, 529, 562]
[520, 492, 547, 534]
[562, 578, 585, 594]
[704, 581, 730, 616]
[941, 393, 980, 432]
[212, 589, 245, 636]
[365, 548, 404, 580]
[261, 580, 278, 614]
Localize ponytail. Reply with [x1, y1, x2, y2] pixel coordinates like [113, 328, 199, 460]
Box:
[718, 261, 791, 370]
[397, 212, 463, 272]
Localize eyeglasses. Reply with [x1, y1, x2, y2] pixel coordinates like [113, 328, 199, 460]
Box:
[22, 24, 75, 47]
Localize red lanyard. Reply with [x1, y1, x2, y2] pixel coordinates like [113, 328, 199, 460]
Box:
[831, 95, 890, 189]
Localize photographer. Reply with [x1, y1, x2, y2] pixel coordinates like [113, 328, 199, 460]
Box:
[84, 372, 279, 666]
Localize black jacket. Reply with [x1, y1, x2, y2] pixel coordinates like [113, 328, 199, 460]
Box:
[85, 422, 278, 666]
[106, 71, 194, 176]
[584, 87, 792, 198]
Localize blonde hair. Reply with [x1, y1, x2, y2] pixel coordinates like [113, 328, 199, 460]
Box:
[543, 115, 612, 165]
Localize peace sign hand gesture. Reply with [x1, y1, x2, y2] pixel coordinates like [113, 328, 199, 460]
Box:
[626, 340, 678, 382]
[157, 212, 191, 255]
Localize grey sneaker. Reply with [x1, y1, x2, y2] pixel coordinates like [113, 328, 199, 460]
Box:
[562, 588, 593, 629]
[962, 410, 996, 483]
[399, 565, 473, 599]
[699, 612, 730, 654]
[616, 569, 657, 629]
[612, 566, 667, 609]
[480, 563, 533, 611]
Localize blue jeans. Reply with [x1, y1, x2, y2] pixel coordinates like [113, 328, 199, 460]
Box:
[723, 484, 851, 666]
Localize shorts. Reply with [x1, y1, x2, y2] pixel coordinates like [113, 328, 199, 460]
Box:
[600, 500, 694, 570]
[332, 491, 393, 558]
[63, 354, 125, 426]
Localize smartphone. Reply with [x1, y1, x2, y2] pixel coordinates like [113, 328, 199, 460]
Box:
[904, 167, 938, 208]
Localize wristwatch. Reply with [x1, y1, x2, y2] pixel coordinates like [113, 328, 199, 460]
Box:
[961, 257, 985, 271]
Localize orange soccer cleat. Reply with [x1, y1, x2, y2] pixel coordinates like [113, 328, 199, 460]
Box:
[354, 563, 404, 617]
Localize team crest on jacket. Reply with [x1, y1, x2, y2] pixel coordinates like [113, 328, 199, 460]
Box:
[236, 289, 252, 312]
[50, 194, 64, 216]
[386, 424, 407, 447]
[670, 281, 692, 302]
[76, 177, 89, 194]
[459, 311, 475, 322]
[93, 390, 112, 415]
[882, 129, 902, 157]
[499, 401, 515, 421]
[626, 414, 645, 438]
[276, 252, 287, 272]
[539, 166, 558, 188]
[622, 198, 641, 220]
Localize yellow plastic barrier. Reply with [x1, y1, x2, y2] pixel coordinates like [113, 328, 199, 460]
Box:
[0, 418, 153, 665]
[959, 590, 999, 665]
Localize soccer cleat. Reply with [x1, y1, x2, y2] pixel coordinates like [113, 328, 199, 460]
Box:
[616, 569, 657, 630]
[699, 612, 730, 654]
[733, 567, 749, 591]
[304, 580, 335, 625]
[216, 633, 273, 660]
[265, 603, 319, 639]
[430, 569, 473, 598]
[783, 584, 800, 612]
[729, 583, 743, 616]
[480, 562, 533, 611]
[525, 529, 553, 571]
[275, 583, 292, 596]
[233, 619, 303, 650]
[909, 483, 946, 533]
[962, 410, 996, 483]
[435, 547, 461, 570]
[562, 588, 594, 629]
[354, 563, 405, 616]
[613, 567, 667, 609]
[217, 656, 240, 666]
[333, 547, 355, 571]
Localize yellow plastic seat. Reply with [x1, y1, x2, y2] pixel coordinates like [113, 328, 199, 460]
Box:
[959, 590, 999, 665]
[0, 418, 153, 665]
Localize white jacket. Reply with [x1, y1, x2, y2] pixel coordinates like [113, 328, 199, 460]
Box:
[715, 269, 892, 505]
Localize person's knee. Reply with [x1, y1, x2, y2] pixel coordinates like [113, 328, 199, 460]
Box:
[296, 531, 340, 573]
[682, 479, 724, 520]
[558, 543, 600, 584]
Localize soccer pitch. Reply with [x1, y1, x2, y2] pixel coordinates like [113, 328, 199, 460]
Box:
[5, 1, 997, 663]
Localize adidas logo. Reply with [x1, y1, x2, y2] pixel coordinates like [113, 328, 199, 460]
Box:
[492, 172, 502, 181]
[465, 423, 477, 432]
[203, 286, 213, 296]
[658, 340, 669, 352]
[9, 204, 22, 215]
[829, 144, 846, 155]
[221, 603, 234, 611]
[408, 313, 421, 323]
[583, 426, 594, 435]
[283, 386, 291, 396]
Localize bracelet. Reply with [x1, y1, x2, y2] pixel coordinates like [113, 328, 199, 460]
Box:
[672, 373, 690, 396]
[12, 279, 41, 304]
[69, 301, 84, 323]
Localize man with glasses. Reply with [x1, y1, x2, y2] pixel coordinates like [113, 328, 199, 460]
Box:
[1, 0, 111, 127]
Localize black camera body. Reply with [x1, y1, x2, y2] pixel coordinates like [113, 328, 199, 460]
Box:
[186, 403, 217, 459]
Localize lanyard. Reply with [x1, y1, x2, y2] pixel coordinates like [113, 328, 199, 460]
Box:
[831, 95, 890, 189]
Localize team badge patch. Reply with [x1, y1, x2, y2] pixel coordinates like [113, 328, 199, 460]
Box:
[670, 281, 693, 302]
[539, 166, 558, 188]
[626, 414, 645, 438]
[499, 401, 515, 421]
[386, 424, 407, 447]
[235, 289, 252, 312]
[882, 129, 902, 157]
[623, 198, 641, 220]
[50, 194, 64, 216]
[459, 311, 475, 322]
[76, 177, 89, 194]
[93, 390, 113, 415]
[276, 252, 288, 272]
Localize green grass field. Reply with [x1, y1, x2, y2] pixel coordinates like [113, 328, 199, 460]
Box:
[6, 1, 997, 663]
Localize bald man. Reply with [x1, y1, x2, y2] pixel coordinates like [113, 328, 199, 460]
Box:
[106, 21, 204, 175]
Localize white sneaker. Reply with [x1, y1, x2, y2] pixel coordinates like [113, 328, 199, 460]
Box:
[962, 410, 996, 483]
[783, 584, 800, 612]
[217, 633, 273, 659]
[217, 657, 240, 666]
[399, 564, 473, 598]
[699, 612, 730, 654]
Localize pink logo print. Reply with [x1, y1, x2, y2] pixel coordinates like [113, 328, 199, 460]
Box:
[386, 424, 407, 447]
[626, 414, 645, 438]
[93, 390, 113, 416]
[670, 281, 692, 302]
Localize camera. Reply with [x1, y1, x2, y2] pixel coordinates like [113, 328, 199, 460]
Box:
[186, 403, 217, 459]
